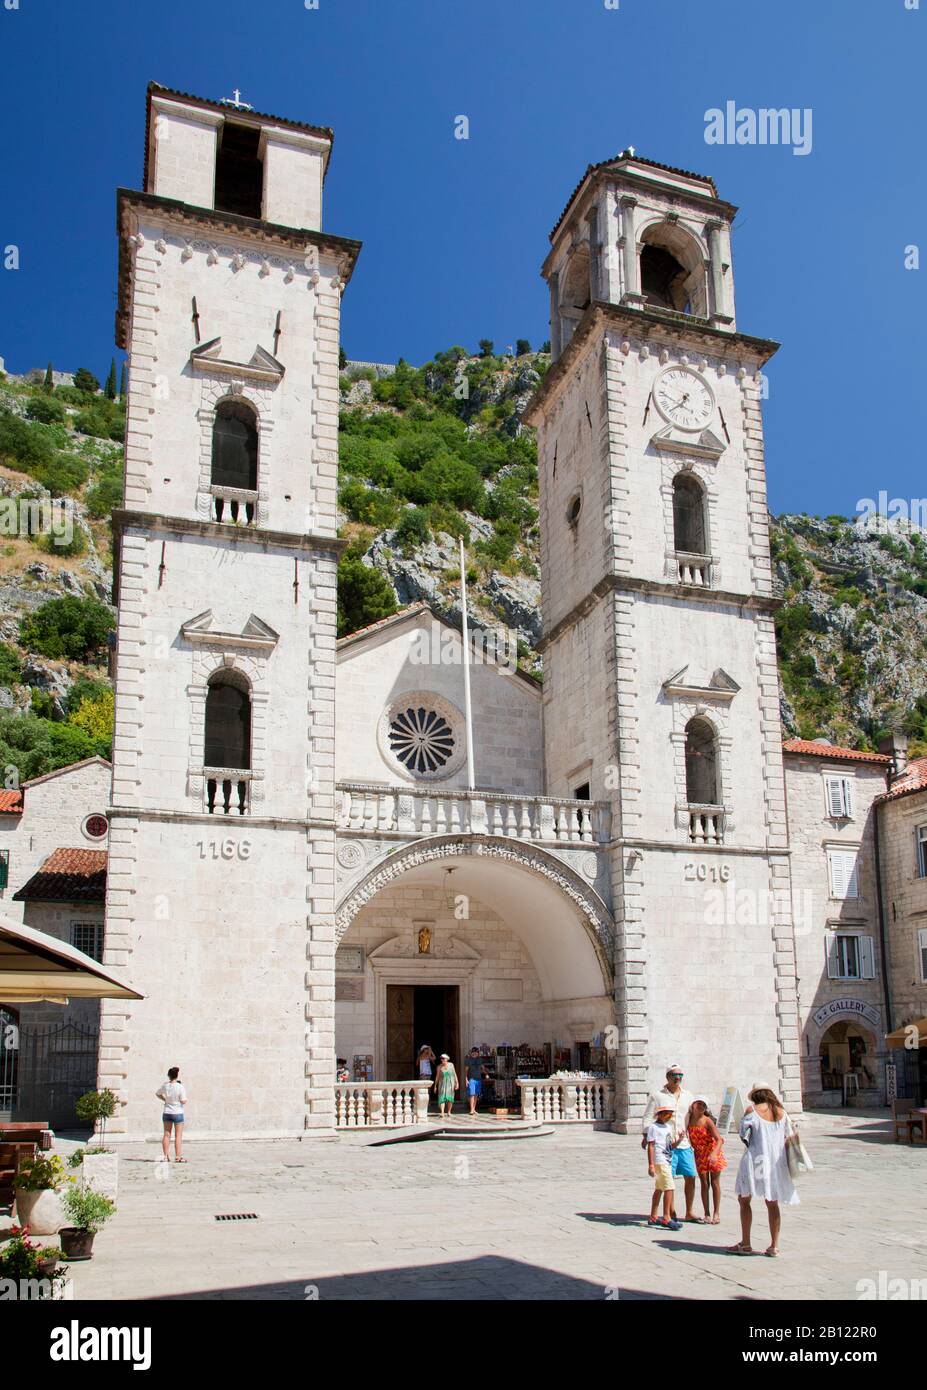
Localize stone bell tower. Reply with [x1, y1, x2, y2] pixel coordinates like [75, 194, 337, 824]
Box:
[101, 84, 360, 1138]
[524, 152, 801, 1125]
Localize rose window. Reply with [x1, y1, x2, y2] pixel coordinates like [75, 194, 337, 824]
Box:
[388, 705, 456, 775]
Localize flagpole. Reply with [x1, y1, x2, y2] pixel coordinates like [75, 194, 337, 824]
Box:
[459, 536, 475, 791]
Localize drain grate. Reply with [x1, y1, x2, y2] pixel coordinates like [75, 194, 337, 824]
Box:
[214, 1212, 259, 1222]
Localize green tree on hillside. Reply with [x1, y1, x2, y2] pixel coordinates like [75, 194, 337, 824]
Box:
[73, 367, 100, 396]
[336, 546, 397, 638]
[478, 339, 494, 358]
[43, 363, 54, 391]
[104, 359, 117, 400]
[19, 596, 115, 664]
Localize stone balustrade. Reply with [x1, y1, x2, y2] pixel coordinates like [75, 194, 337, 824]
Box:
[336, 783, 609, 846]
[204, 768, 252, 816]
[334, 1080, 432, 1128]
[210, 483, 257, 525]
[687, 805, 725, 844]
[516, 1077, 615, 1124]
[675, 551, 711, 587]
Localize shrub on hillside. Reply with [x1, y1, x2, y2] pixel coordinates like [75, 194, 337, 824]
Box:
[25, 395, 66, 426]
[0, 642, 22, 687]
[19, 595, 114, 663]
[86, 470, 123, 518]
[0, 712, 108, 781]
[73, 368, 100, 396]
[394, 507, 431, 552]
[68, 689, 114, 742]
[65, 677, 111, 715]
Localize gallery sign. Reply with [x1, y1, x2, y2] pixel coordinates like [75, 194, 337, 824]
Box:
[812, 998, 882, 1031]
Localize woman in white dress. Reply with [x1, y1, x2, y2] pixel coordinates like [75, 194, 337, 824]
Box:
[728, 1086, 798, 1257]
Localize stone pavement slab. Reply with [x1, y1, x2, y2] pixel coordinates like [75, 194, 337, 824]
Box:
[6, 1109, 924, 1302]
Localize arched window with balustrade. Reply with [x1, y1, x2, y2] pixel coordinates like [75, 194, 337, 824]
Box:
[211, 398, 258, 523]
[684, 717, 719, 807]
[673, 473, 707, 555]
[204, 669, 252, 815]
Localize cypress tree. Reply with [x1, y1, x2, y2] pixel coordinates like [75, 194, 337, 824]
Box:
[43, 362, 54, 392]
[104, 358, 117, 400]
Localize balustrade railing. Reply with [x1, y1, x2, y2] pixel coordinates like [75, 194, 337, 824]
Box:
[210, 484, 258, 525]
[336, 784, 608, 845]
[675, 551, 711, 587]
[516, 1077, 615, 1124]
[687, 805, 725, 844]
[334, 1081, 432, 1128]
[204, 768, 252, 816]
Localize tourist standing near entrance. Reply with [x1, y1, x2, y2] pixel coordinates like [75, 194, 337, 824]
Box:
[435, 1054, 458, 1118]
[417, 1044, 436, 1083]
[464, 1048, 488, 1115]
[640, 1066, 697, 1220]
[729, 1086, 798, 1257]
[156, 1066, 187, 1162]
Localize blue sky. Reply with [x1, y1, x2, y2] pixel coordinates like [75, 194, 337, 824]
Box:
[1, 0, 923, 517]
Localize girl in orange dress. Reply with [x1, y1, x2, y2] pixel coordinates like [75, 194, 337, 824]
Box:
[687, 1096, 727, 1224]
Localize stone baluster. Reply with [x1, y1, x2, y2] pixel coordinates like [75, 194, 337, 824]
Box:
[368, 1085, 384, 1127]
[562, 1083, 579, 1123]
[568, 805, 581, 842]
[413, 1083, 430, 1125]
[420, 799, 432, 836]
[505, 802, 518, 837]
[470, 797, 487, 834]
[538, 801, 555, 841]
[519, 800, 533, 840]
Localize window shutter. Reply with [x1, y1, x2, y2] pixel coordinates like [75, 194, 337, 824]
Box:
[826, 934, 842, 979]
[917, 826, 927, 879]
[825, 777, 844, 818]
[841, 777, 853, 819]
[858, 936, 875, 980]
[829, 849, 860, 899]
[918, 928, 927, 984]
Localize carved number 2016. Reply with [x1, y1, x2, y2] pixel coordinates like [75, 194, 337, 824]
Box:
[684, 863, 731, 882]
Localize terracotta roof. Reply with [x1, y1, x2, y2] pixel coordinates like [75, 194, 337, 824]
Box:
[23, 756, 111, 789]
[878, 757, 927, 803]
[13, 849, 108, 903]
[782, 739, 893, 765]
[336, 602, 431, 647]
[548, 151, 727, 244]
[0, 790, 23, 816]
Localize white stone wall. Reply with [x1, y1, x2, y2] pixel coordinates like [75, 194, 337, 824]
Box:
[879, 787, 927, 1027]
[785, 754, 889, 1104]
[336, 613, 543, 794]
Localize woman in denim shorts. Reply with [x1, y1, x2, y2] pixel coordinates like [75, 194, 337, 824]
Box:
[156, 1066, 188, 1162]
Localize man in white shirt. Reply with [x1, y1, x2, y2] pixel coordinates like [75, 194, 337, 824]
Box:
[640, 1065, 698, 1221]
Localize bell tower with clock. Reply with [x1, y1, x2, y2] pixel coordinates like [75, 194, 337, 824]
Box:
[524, 153, 801, 1127]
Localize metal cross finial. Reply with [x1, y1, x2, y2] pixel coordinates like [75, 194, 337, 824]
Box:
[221, 88, 253, 110]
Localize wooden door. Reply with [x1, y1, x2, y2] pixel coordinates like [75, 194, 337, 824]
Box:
[386, 985, 415, 1081]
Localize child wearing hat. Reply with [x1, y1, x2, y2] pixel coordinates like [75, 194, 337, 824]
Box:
[646, 1103, 684, 1230]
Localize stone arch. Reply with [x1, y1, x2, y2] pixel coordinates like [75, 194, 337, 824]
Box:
[186, 652, 268, 809]
[638, 219, 708, 316]
[195, 377, 276, 525]
[334, 834, 614, 994]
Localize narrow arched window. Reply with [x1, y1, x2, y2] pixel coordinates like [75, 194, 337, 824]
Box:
[685, 717, 718, 806]
[211, 400, 258, 523]
[204, 671, 251, 770]
[673, 474, 706, 555]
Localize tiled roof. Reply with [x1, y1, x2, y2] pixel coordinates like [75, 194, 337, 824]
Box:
[782, 739, 893, 765]
[548, 151, 725, 243]
[13, 849, 108, 903]
[0, 790, 23, 815]
[336, 602, 431, 647]
[878, 757, 927, 803]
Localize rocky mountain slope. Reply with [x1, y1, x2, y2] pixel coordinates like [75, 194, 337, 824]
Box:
[1, 346, 924, 778]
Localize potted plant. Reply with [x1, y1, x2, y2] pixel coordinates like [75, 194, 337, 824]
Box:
[59, 1182, 115, 1261]
[12, 1153, 67, 1236]
[0, 1227, 69, 1297]
[73, 1089, 119, 1199]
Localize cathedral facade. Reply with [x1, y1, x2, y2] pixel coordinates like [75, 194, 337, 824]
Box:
[91, 85, 920, 1140]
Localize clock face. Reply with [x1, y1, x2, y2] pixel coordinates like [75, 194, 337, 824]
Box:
[653, 367, 714, 432]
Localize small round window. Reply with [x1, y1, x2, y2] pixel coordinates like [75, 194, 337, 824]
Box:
[83, 814, 108, 840]
[567, 493, 582, 525]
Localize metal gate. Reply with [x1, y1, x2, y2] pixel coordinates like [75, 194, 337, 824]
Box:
[0, 1019, 99, 1128]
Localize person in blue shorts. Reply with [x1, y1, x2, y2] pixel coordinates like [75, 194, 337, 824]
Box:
[640, 1064, 699, 1221]
[464, 1047, 488, 1115]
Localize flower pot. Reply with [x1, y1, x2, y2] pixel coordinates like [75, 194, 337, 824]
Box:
[36, 1257, 60, 1277]
[79, 1152, 118, 1201]
[12, 1187, 64, 1236]
[59, 1227, 95, 1261]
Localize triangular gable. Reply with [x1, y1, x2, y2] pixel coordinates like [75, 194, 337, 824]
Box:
[662, 664, 740, 701]
[180, 611, 279, 651]
[189, 338, 285, 381]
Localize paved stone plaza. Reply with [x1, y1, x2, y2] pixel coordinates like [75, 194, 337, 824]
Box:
[23, 1109, 926, 1302]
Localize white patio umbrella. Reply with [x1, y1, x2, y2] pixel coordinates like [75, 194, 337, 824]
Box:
[0, 914, 143, 1005]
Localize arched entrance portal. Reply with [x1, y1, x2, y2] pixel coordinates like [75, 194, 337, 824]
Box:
[819, 1020, 878, 1097]
[333, 838, 615, 1101]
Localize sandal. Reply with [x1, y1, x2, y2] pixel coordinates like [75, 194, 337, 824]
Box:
[764, 1246, 779, 1257]
[727, 1243, 754, 1255]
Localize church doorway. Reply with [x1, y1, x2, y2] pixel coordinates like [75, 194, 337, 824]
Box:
[385, 984, 459, 1082]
